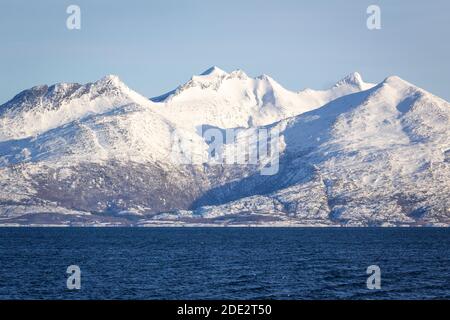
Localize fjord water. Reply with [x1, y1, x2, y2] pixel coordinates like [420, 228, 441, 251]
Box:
[0, 228, 448, 300]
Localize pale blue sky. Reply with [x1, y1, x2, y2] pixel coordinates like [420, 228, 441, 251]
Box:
[0, 0, 449, 103]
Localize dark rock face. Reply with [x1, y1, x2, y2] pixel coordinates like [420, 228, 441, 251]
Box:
[29, 162, 208, 214]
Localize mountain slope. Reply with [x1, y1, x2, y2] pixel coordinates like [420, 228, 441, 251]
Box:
[181, 76, 450, 226]
[0, 69, 448, 226]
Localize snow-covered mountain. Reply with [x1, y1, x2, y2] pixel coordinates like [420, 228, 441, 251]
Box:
[186, 76, 450, 226]
[0, 75, 155, 141]
[152, 67, 375, 129]
[0, 68, 448, 226]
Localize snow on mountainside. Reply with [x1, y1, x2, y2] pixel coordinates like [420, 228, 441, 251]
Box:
[181, 76, 450, 226]
[0, 75, 152, 141]
[151, 67, 375, 129]
[0, 68, 448, 226]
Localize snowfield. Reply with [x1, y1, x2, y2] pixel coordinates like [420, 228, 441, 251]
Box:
[0, 67, 448, 226]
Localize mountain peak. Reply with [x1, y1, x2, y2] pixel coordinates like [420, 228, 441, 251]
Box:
[96, 74, 124, 87]
[103, 74, 121, 81]
[228, 69, 248, 79]
[256, 73, 275, 82]
[90, 75, 133, 95]
[200, 66, 227, 77]
[382, 75, 410, 86]
[334, 72, 364, 88]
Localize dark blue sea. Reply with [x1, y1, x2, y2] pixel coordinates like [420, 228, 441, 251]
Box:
[0, 228, 448, 300]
